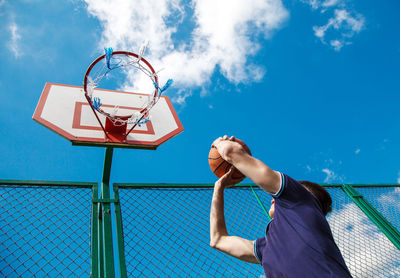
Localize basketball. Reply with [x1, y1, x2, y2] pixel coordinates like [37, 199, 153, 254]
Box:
[208, 138, 251, 182]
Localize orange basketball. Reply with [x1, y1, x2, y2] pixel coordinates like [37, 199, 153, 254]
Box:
[208, 138, 251, 182]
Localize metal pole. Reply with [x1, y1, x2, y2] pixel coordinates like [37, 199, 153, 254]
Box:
[341, 184, 400, 250]
[113, 185, 128, 277]
[250, 185, 271, 221]
[101, 147, 115, 277]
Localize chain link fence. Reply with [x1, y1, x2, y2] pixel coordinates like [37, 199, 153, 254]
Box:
[355, 186, 400, 232]
[116, 186, 270, 277]
[1, 181, 399, 277]
[116, 184, 400, 278]
[0, 181, 94, 277]
[327, 186, 400, 277]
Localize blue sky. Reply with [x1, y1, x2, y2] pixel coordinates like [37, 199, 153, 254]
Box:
[1, 1, 400, 277]
[0, 0, 400, 185]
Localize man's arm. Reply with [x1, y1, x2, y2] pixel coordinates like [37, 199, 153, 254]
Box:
[212, 136, 281, 194]
[209, 170, 259, 264]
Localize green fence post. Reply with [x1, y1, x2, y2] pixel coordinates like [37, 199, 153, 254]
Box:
[101, 147, 115, 277]
[91, 183, 100, 277]
[249, 185, 271, 221]
[98, 201, 105, 277]
[113, 185, 127, 278]
[341, 184, 400, 250]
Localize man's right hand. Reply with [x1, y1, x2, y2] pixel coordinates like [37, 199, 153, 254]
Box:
[212, 135, 246, 163]
[212, 135, 235, 147]
[212, 135, 281, 195]
[215, 168, 238, 189]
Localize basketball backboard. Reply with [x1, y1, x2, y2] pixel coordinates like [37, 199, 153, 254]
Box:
[33, 83, 183, 149]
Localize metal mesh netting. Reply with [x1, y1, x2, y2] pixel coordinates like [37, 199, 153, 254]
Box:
[118, 185, 400, 278]
[118, 187, 270, 277]
[356, 186, 400, 232]
[0, 184, 93, 277]
[1, 181, 399, 277]
[326, 187, 400, 277]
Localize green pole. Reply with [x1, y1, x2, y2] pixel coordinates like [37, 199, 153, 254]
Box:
[91, 182, 100, 277]
[98, 201, 104, 277]
[250, 185, 271, 221]
[101, 147, 115, 277]
[113, 185, 127, 278]
[341, 184, 400, 250]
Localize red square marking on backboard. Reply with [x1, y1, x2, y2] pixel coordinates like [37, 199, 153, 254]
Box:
[72, 102, 155, 135]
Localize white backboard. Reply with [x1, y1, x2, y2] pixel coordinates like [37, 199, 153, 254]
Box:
[33, 83, 183, 149]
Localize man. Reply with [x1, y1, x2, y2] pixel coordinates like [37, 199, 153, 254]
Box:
[210, 136, 352, 277]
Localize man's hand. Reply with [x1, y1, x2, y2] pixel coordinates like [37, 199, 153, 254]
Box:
[215, 168, 238, 189]
[211, 135, 282, 195]
[212, 135, 243, 162]
[212, 135, 235, 148]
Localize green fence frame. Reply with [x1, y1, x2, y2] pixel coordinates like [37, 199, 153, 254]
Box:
[0, 179, 96, 276]
[111, 182, 400, 277]
[1, 180, 399, 277]
[342, 184, 400, 250]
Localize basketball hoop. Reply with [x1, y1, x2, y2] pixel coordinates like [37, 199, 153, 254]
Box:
[83, 47, 173, 140]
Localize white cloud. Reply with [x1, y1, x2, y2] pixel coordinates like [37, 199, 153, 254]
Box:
[301, 0, 343, 10]
[83, 0, 289, 104]
[355, 148, 360, 155]
[378, 138, 390, 150]
[321, 0, 341, 8]
[199, 87, 209, 97]
[330, 39, 344, 51]
[322, 168, 336, 183]
[172, 89, 193, 105]
[397, 172, 400, 184]
[378, 187, 400, 207]
[302, 0, 365, 51]
[8, 21, 22, 58]
[305, 0, 320, 10]
[328, 203, 400, 277]
[312, 9, 365, 51]
[304, 151, 346, 183]
[322, 167, 344, 183]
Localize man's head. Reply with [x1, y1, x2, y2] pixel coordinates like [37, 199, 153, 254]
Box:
[298, 181, 332, 216]
[268, 181, 332, 218]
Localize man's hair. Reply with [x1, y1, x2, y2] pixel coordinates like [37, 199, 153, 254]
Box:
[298, 181, 332, 216]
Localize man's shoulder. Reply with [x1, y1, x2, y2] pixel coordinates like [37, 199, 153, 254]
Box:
[274, 173, 315, 206]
